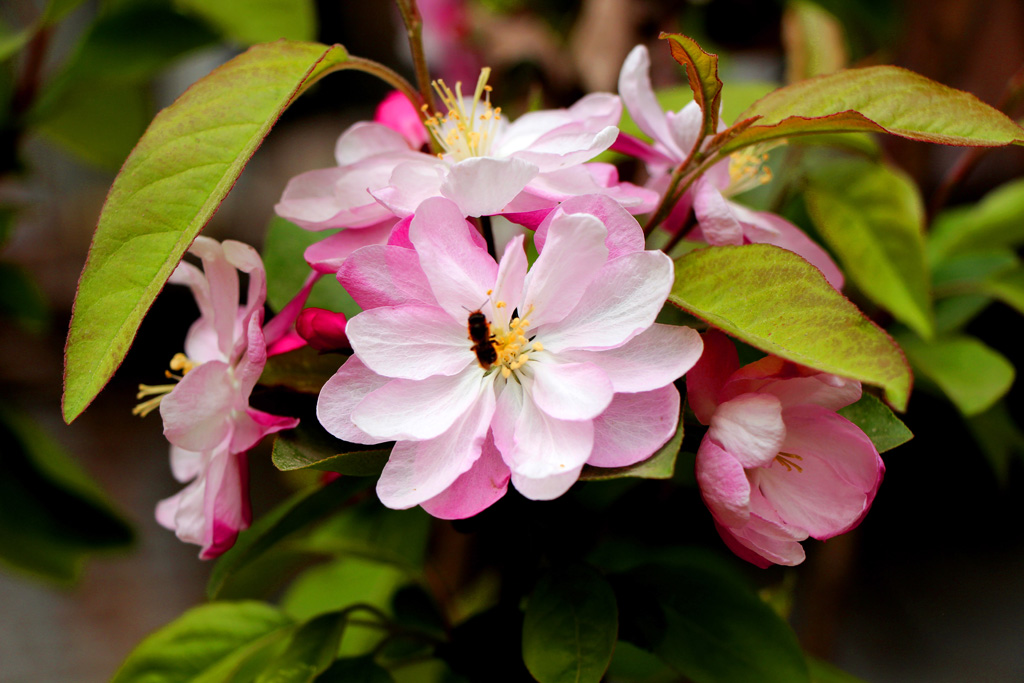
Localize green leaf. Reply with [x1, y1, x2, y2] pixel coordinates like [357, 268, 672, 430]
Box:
[670, 244, 912, 410]
[522, 565, 619, 683]
[804, 158, 933, 339]
[263, 217, 359, 315]
[836, 394, 912, 453]
[931, 249, 1017, 294]
[63, 40, 350, 423]
[0, 21, 32, 63]
[660, 33, 722, 138]
[928, 178, 1024, 262]
[176, 0, 317, 44]
[782, 0, 848, 83]
[317, 656, 395, 683]
[111, 601, 294, 683]
[896, 333, 1014, 416]
[300, 498, 431, 571]
[980, 266, 1024, 316]
[208, 475, 370, 599]
[614, 559, 810, 683]
[965, 401, 1024, 485]
[271, 416, 390, 476]
[0, 405, 133, 582]
[579, 408, 682, 481]
[0, 262, 50, 334]
[261, 345, 347, 394]
[934, 294, 991, 334]
[720, 66, 1024, 153]
[808, 656, 867, 683]
[256, 612, 348, 683]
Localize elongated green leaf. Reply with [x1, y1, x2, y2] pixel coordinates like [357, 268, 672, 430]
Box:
[208, 476, 369, 598]
[63, 40, 349, 423]
[931, 249, 1018, 294]
[256, 612, 347, 683]
[317, 656, 395, 683]
[670, 244, 911, 410]
[897, 333, 1014, 416]
[523, 565, 618, 683]
[660, 33, 722, 137]
[111, 601, 294, 683]
[719, 66, 1024, 153]
[804, 158, 933, 339]
[272, 418, 390, 476]
[934, 294, 991, 334]
[0, 405, 133, 582]
[836, 394, 912, 453]
[614, 559, 810, 683]
[261, 345, 347, 394]
[579, 408, 682, 481]
[782, 0, 847, 83]
[982, 267, 1024, 315]
[300, 498, 431, 570]
[928, 178, 1024, 263]
[263, 217, 358, 314]
[177, 0, 317, 45]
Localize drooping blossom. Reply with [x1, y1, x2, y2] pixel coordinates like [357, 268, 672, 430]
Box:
[688, 329, 884, 567]
[135, 237, 300, 558]
[317, 195, 703, 518]
[275, 79, 657, 274]
[616, 44, 843, 288]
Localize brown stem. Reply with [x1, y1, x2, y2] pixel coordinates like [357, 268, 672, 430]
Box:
[394, 0, 435, 116]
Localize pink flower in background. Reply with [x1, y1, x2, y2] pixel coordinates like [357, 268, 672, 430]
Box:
[139, 237, 300, 558]
[375, 90, 430, 150]
[688, 329, 884, 567]
[317, 195, 702, 518]
[615, 45, 843, 288]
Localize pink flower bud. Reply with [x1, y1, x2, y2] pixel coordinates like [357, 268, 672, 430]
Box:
[296, 308, 349, 351]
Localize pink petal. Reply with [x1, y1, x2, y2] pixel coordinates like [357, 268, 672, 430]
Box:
[420, 432, 511, 519]
[617, 45, 686, 161]
[317, 356, 392, 445]
[168, 445, 202, 483]
[233, 309, 268, 400]
[347, 305, 473, 380]
[560, 323, 702, 393]
[708, 393, 786, 469]
[441, 156, 539, 217]
[490, 235, 528, 329]
[760, 375, 862, 412]
[738, 207, 844, 290]
[521, 212, 608, 328]
[275, 165, 398, 231]
[337, 244, 436, 311]
[229, 407, 299, 454]
[264, 271, 322, 347]
[408, 197, 498, 321]
[610, 131, 675, 168]
[588, 385, 680, 468]
[353, 366, 490, 441]
[199, 450, 251, 559]
[695, 436, 752, 529]
[371, 158, 448, 217]
[169, 261, 213, 329]
[530, 361, 614, 421]
[303, 222, 396, 274]
[376, 385, 497, 509]
[715, 515, 807, 568]
[511, 466, 583, 501]
[374, 91, 428, 150]
[510, 125, 619, 173]
[537, 250, 673, 353]
[686, 329, 740, 424]
[155, 474, 205, 542]
[693, 176, 744, 245]
[189, 237, 241, 359]
[334, 121, 414, 165]
[535, 194, 645, 260]
[160, 361, 235, 452]
[295, 308, 349, 352]
[664, 101, 702, 156]
[503, 387, 594, 479]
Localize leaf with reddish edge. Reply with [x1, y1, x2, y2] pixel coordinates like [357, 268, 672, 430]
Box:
[63, 41, 349, 424]
[669, 244, 912, 411]
[717, 66, 1024, 154]
[660, 33, 722, 138]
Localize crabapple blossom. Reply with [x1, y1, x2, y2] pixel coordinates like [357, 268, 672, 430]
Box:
[317, 195, 702, 518]
[688, 329, 884, 567]
[616, 44, 843, 288]
[136, 237, 299, 558]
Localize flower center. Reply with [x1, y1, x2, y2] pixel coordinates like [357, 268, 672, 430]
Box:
[725, 147, 774, 196]
[132, 353, 197, 417]
[489, 304, 543, 380]
[774, 452, 804, 473]
[422, 68, 502, 162]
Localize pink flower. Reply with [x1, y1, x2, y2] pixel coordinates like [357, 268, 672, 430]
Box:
[141, 237, 299, 558]
[688, 329, 884, 567]
[616, 45, 843, 287]
[317, 195, 703, 518]
[375, 90, 429, 151]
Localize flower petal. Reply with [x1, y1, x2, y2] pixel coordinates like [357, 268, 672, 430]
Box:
[588, 385, 680, 468]
[372, 158, 448, 217]
[559, 323, 703, 393]
[168, 445, 203, 483]
[441, 156, 539, 217]
[617, 45, 686, 161]
[303, 222, 396, 274]
[537, 250, 673, 352]
[535, 194, 646, 260]
[199, 450, 251, 559]
[337, 244, 436, 311]
[376, 383, 497, 508]
[420, 432, 510, 519]
[334, 121, 414, 165]
[520, 212, 608, 328]
[347, 305, 474, 380]
[490, 235, 528, 329]
[715, 515, 807, 568]
[529, 361, 614, 421]
[693, 175, 745, 245]
[687, 329, 740, 424]
[317, 356, 392, 445]
[708, 392, 786, 469]
[504, 385, 594, 479]
[353, 366, 489, 440]
[160, 361, 235, 452]
[408, 197, 498, 322]
[374, 91, 429, 150]
[511, 466, 583, 501]
[695, 436, 752, 529]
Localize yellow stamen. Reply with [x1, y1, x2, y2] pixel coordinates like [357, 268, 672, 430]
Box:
[423, 68, 501, 161]
[774, 452, 804, 473]
[133, 353, 198, 417]
[725, 144, 781, 196]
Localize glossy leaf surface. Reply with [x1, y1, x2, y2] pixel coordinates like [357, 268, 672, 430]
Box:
[836, 394, 913, 453]
[661, 33, 723, 137]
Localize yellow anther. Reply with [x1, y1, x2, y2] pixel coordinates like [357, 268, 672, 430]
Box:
[532, 341, 544, 352]
[775, 452, 804, 473]
[501, 366, 511, 378]
[495, 300, 506, 309]
[423, 68, 500, 161]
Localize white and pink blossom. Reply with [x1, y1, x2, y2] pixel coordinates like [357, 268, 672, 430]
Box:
[688, 329, 884, 567]
[317, 195, 702, 518]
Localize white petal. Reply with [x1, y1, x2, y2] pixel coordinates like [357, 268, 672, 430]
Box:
[334, 121, 415, 164]
[316, 356, 392, 445]
[442, 156, 539, 217]
[617, 45, 686, 161]
[511, 466, 583, 501]
[708, 393, 786, 469]
[529, 361, 614, 421]
[505, 387, 594, 478]
[347, 305, 473, 380]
